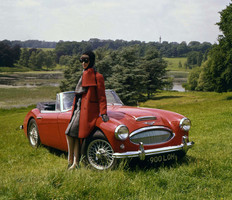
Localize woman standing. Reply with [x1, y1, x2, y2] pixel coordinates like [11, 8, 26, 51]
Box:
[65, 51, 109, 170]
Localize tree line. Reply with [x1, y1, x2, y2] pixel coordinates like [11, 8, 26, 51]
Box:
[5, 39, 212, 57]
[186, 1, 232, 93]
[55, 39, 212, 60]
[0, 38, 212, 71]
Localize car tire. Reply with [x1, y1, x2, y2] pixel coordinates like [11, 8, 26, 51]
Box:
[83, 136, 117, 170]
[27, 118, 41, 148]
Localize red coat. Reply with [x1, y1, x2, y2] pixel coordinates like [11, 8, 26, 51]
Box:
[71, 68, 107, 138]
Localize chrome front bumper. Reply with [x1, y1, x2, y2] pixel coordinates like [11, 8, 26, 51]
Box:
[113, 136, 194, 160]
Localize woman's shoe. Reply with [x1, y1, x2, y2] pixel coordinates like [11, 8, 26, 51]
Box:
[67, 163, 72, 170]
[68, 163, 80, 170]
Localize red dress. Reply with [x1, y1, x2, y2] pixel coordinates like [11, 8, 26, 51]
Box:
[71, 68, 107, 138]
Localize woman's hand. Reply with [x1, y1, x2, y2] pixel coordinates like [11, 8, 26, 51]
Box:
[101, 114, 109, 122]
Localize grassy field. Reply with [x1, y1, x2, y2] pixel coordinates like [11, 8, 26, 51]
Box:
[164, 57, 188, 71]
[0, 67, 30, 73]
[0, 88, 232, 199]
[0, 86, 59, 109]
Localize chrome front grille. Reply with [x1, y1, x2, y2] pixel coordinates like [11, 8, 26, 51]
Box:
[129, 126, 173, 145]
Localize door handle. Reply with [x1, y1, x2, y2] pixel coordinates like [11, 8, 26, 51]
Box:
[37, 116, 43, 119]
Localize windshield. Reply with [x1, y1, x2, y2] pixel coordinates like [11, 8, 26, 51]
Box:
[106, 90, 123, 105]
[60, 90, 123, 111]
[63, 92, 75, 110]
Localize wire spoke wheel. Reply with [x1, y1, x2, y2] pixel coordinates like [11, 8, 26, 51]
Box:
[87, 139, 115, 170]
[28, 119, 40, 147]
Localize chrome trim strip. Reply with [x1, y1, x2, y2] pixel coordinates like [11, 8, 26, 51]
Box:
[139, 142, 145, 160]
[113, 141, 194, 159]
[61, 108, 72, 112]
[60, 93, 64, 112]
[40, 110, 60, 114]
[129, 126, 172, 138]
[135, 116, 157, 121]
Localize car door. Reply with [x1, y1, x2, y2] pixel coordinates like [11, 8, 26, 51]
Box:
[57, 91, 75, 151]
[57, 111, 72, 151]
[36, 110, 62, 149]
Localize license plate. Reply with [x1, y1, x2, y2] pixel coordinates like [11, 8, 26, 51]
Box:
[149, 153, 177, 164]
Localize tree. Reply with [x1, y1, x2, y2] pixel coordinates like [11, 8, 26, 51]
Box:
[186, 51, 203, 68]
[60, 55, 82, 91]
[95, 47, 113, 81]
[44, 51, 56, 70]
[186, 67, 201, 90]
[187, 2, 232, 92]
[59, 55, 72, 66]
[17, 48, 30, 68]
[188, 41, 201, 52]
[141, 47, 167, 98]
[106, 46, 147, 105]
[178, 61, 182, 68]
[28, 51, 37, 70]
[28, 50, 44, 70]
[177, 41, 188, 56]
[0, 41, 20, 67]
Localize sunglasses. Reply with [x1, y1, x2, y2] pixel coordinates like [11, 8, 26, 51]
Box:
[79, 58, 89, 63]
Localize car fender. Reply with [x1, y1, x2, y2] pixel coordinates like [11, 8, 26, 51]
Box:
[23, 108, 40, 137]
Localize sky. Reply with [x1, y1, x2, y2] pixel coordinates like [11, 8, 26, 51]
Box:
[0, 0, 231, 44]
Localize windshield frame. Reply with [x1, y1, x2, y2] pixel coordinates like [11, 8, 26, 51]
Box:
[60, 91, 75, 112]
[58, 90, 123, 112]
[105, 90, 124, 106]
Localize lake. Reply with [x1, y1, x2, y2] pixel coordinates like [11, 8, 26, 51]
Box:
[0, 72, 63, 87]
[167, 71, 188, 92]
[0, 71, 187, 92]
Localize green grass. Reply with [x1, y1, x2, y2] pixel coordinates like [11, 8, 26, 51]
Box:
[0, 67, 31, 72]
[164, 57, 189, 72]
[0, 86, 59, 108]
[0, 90, 232, 199]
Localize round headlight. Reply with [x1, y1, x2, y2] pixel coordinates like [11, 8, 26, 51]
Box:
[115, 125, 129, 140]
[179, 118, 191, 131]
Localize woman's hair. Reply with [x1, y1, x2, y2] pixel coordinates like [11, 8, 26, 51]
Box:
[82, 50, 95, 68]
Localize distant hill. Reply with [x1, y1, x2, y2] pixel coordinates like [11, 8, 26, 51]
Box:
[10, 40, 57, 48]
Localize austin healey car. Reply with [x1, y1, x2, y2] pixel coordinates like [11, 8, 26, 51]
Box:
[21, 90, 194, 170]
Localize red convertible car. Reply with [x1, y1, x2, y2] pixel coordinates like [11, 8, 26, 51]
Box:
[21, 90, 194, 170]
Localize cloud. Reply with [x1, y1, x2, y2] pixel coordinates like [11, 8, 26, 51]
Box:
[17, 0, 40, 7]
[0, 0, 230, 43]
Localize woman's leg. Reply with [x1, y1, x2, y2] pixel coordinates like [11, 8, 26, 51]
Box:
[66, 135, 74, 166]
[69, 138, 80, 169]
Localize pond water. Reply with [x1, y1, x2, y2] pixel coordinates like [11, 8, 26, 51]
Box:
[0, 72, 63, 87]
[0, 71, 188, 92]
[172, 82, 185, 92]
[168, 71, 188, 92]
